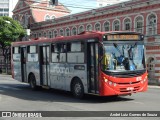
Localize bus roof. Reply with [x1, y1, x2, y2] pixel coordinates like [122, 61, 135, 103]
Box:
[12, 31, 142, 46]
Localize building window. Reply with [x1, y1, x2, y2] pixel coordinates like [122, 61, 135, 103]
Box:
[48, 31, 53, 38]
[86, 24, 92, 31]
[34, 33, 37, 38]
[38, 33, 42, 37]
[14, 16, 17, 21]
[24, 14, 29, 28]
[53, 30, 58, 37]
[59, 29, 64, 36]
[113, 20, 120, 31]
[51, 15, 56, 19]
[95, 22, 101, 31]
[21, 16, 25, 25]
[43, 32, 47, 37]
[45, 15, 50, 21]
[135, 16, 143, 33]
[78, 25, 84, 34]
[72, 27, 77, 35]
[148, 57, 154, 71]
[124, 18, 131, 31]
[147, 57, 155, 79]
[65, 28, 70, 36]
[103, 21, 110, 31]
[147, 14, 157, 35]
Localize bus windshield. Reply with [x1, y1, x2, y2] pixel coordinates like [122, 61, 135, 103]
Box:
[101, 42, 145, 71]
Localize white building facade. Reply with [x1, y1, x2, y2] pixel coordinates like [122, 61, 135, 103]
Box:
[0, 0, 18, 17]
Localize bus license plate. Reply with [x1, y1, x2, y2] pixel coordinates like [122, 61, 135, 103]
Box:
[126, 87, 134, 91]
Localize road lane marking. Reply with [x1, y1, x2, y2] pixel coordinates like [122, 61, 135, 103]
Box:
[148, 86, 160, 89]
[127, 101, 144, 105]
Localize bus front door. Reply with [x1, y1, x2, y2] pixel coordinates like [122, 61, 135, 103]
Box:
[40, 46, 50, 86]
[20, 47, 27, 82]
[87, 43, 99, 94]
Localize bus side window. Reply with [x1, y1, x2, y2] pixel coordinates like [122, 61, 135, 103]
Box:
[67, 42, 84, 63]
[27, 46, 30, 53]
[27, 46, 38, 62]
[14, 47, 20, 54]
[51, 43, 66, 62]
[67, 43, 71, 52]
[12, 47, 20, 62]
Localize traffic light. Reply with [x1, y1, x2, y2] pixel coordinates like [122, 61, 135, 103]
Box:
[52, 0, 58, 6]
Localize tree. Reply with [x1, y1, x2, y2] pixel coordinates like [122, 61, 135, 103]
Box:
[0, 16, 26, 73]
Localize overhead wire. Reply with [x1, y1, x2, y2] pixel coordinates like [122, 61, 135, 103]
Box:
[24, 0, 97, 9]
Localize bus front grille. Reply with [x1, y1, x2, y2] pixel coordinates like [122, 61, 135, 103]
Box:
[118, 81, 140, 85]
[105, 70, 146, 78]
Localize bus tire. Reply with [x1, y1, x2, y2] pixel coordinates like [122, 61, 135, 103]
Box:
[71, 78, 84, 99]
[29, 74, 37, 90]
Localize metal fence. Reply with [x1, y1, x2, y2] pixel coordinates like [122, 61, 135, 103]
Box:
[0, 59, 11, 74]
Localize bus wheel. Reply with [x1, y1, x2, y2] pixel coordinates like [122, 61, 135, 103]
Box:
[29, 74, 37, 90]
[71, 79, 84, 99]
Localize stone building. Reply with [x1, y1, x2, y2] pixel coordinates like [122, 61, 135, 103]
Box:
[12, 0, 70, 30]
[13, 0, 160, 85]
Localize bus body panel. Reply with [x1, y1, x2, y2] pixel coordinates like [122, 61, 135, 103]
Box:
[99, 71, 148, 96]
[13, 61, 22, 82]
[26, 62, 41, 85]
[49, 63, 88, 93]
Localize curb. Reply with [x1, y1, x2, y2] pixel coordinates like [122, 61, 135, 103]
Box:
[148, 85, 160, 89]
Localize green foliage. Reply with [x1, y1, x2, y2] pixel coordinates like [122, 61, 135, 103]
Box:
[0, 16, 26, 47]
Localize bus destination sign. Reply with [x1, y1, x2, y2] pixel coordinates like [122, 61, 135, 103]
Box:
[106, 34, 139, 41]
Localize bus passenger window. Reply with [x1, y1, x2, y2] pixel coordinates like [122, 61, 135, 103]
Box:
[67, 43, 71, 52]
[67, 42, 84, 63]
[14, 47, 20, 54]
[51, 43, 66, 62]
[71, 42, 81, 52]
[27, 46, 38, 62]
[12, 47, 21, 62]
[12, 47, 15, 54]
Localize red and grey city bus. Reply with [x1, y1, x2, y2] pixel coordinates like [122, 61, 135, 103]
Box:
[11, 31, 148, 98]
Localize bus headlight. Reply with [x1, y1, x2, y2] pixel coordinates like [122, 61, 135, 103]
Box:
[103, 77, 108, 83]
[103, 77, 117, 87]
[109, 81, 112, 85]
[113, 83, 117, 87]
[104, 79, 108, 83]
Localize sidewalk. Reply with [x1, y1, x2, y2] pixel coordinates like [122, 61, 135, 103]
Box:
[148, 85, 160, 89]
[0, 74, 12, 77]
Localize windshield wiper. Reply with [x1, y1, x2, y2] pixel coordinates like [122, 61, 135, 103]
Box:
[113, 43, 124, 57]
[113, 43, 132, 70]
